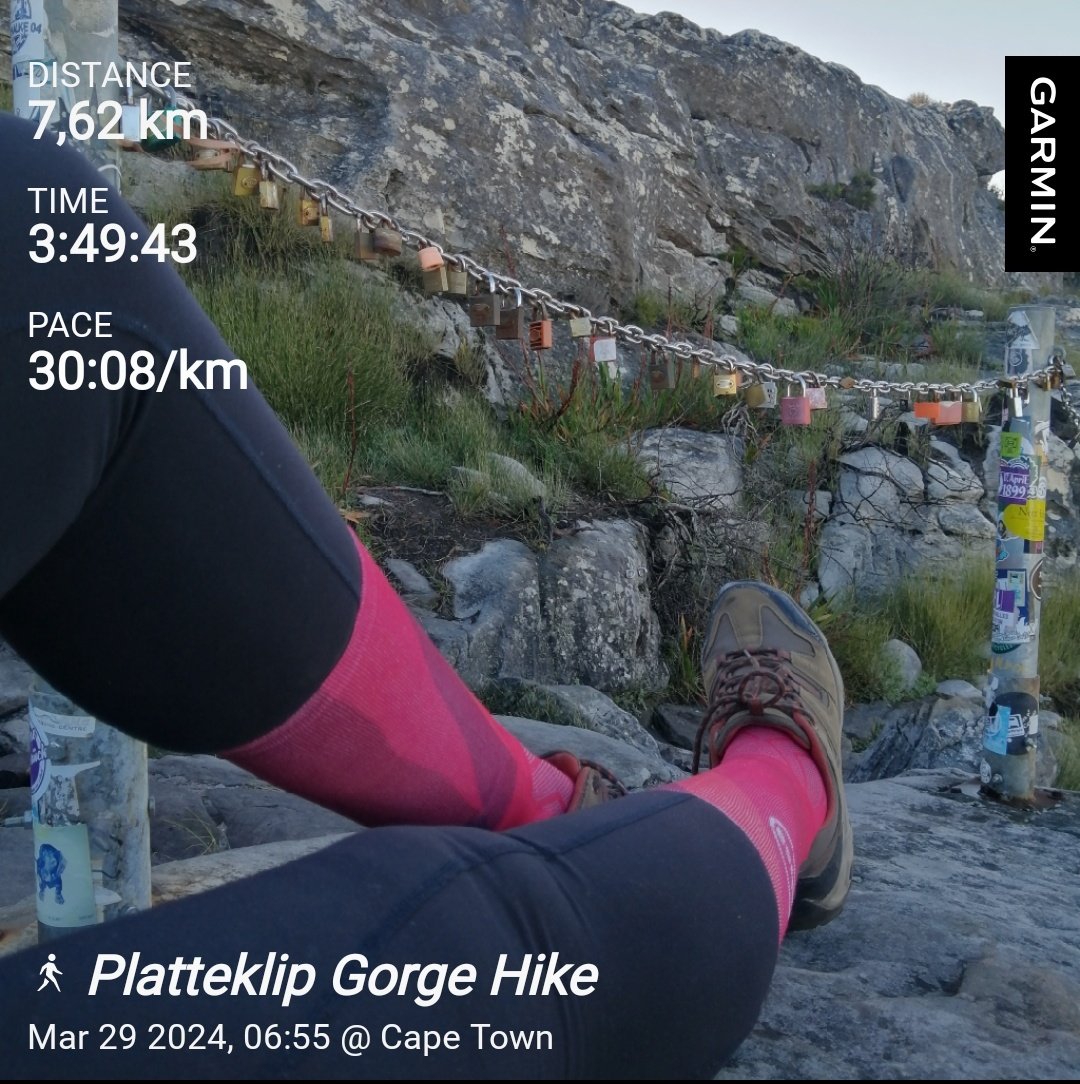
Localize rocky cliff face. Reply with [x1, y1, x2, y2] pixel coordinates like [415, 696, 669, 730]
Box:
[113, 0, 1023, 303]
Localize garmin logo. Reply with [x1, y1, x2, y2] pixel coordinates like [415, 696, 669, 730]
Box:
[1005, 57, 1075, 272]
[1029, 77, 1056, 246]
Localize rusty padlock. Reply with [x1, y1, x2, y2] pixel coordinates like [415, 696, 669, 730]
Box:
[470, 276, 502, 328]
[354, 220, 379, 262]
[745, 380, 778, 409]
[780, 379, 812, 426]
[497, 290, 526, 340]
[528, 306, 553, 351]
[806, 379, 828, 410]
[712, 369, 739, 396]
[298, 193, 320, 228]
[233, 158, 260, 198]
[372, 226, 403, 256]
[649, 352, 677, 391]
[187, 138, 240, 172]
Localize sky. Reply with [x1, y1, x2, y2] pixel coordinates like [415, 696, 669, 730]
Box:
[628, 0, 1080, 193]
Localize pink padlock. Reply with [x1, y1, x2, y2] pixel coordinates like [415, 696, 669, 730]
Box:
[936, 399, 962, 425]
[781, 379, 812, 426]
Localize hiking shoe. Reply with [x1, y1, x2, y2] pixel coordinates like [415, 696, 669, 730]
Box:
[696, 581, 852, 930]
[544, 752, 627, 811]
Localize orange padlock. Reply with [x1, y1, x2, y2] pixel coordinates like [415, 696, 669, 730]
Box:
[913, 394, 940, 422]
[418, 246, 445, 271]
[780, 379, 812, 426]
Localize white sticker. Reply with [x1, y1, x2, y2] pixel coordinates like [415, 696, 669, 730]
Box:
[29, 704, 96, 738]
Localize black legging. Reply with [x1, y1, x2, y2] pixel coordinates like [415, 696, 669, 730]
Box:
[0, 115, 778, 1078]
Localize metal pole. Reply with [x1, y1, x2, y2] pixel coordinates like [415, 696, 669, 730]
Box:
[983, 306, 1056, 804]
[10, 1, 151, 932]
[10, 0, 121, 186]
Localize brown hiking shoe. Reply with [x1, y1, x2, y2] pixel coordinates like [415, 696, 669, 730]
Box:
[695, 581, 852, 930]
[543, 752, 627, 811]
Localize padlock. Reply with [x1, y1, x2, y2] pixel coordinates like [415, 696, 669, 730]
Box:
[258, 163, 283, 211]
[913, 394, 940, 422]
[690, 358, 703, 381]
[233, 158, 260, 198]
[712, 369, 739, 396]
[187, 138, 240, 172]
[961, 391, 982, 423]
[590, 336, 618, 365]
[372, 227, 403, 256]
[470, 277, 502, 328]
[497, 290, 526, 340]
[569, 316, 593, 339]
[121, 87, 142, 144]
[1009, 383, 1025, 419]
[418, 246, 445, 272]
[745, 381, 778, 409]
[423, 266, 449, 294]
[648, 353, 677, 391]
[319, 199, 334, 244]
[446, 264, 469, 296]
[936, 398, 962, 425]
[807, 381, 828, 410]
[529, 316, 553, 351]
[298, 194, 320, 228]
[780, 379, 812, 426]
[868, 390, 882, 421]
[354, 221, 378, 261]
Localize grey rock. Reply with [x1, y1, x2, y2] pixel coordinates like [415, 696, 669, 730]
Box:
[797, 581, 820, 610]
[936, 502, 996, 538]
[495, 715, 683, 788]
[718, 314, 739, 337]
[0, 643, 33, 718]
[838, 446, 925, 503]
[925, 457, 983, 502]
[652, 703, 705, 751]
[734, 280, 798, 317]
[385, 559, 439, 608]
[881, 639, 922, 690]
[787, 489, 832, 523]
[482, 679, 660, 755]
[718, 771, 1080, 1079]
[113, 2, 1055, 303]
[149, 756, 358, 862]
[843, 702, 888, 747]
[0, 823, 34, 907]
[636, 428, 743, 510]
[0, 711, 29, 759]
[935, 679, 983, 700]
[486, 453, 546, 500]
[440, 523, 666, 695]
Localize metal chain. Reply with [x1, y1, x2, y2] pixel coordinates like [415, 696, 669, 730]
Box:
[155, 85, 1057, 403]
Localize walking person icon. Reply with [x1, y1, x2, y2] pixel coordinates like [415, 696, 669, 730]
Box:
[37, 954, 62, 993]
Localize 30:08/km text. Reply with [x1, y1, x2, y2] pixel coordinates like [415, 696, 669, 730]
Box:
[29, 348, 249, 393]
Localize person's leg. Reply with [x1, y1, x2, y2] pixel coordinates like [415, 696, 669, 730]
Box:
[0, 790, 779, 1080]
[0, 113, 570, 829]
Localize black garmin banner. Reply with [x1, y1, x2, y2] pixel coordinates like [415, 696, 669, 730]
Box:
[1005, 56, 1078, 272]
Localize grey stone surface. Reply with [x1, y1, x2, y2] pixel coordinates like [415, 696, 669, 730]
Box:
[717, 772, 1080, 1079]
[482, 679, 660, 755]
[881, 638, 923, 690]
[109, 1, 1050, 301]
[486, 453, 547, 499]
[495, 715, 683, 788]
[0, 642, 33, 719]
[935, 678, 983, 700]
[652, 703, 705, 752]
[440, 522, 666, 695]
[385, 558, 439, 608]
[635, 428, 743, 510]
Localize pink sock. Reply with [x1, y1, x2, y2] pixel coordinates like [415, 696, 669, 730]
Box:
[225, 533, 573, 828]
[664, 728, 827, 939]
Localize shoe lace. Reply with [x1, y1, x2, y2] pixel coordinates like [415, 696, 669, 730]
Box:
[692, 648, 804, 773]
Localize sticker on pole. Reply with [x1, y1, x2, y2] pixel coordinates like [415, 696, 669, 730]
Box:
[28, 703, 95, 738]
[998, 458, 1031, 505]
[32, 821, 97, 930]
[992, 569, 1036, 650]
[985, 691, 1039, 757]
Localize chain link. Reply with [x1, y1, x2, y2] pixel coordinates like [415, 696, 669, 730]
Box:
[154, 85, 1057, 401]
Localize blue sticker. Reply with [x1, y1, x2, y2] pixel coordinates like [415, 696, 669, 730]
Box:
[984, 705, 1009, 755]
